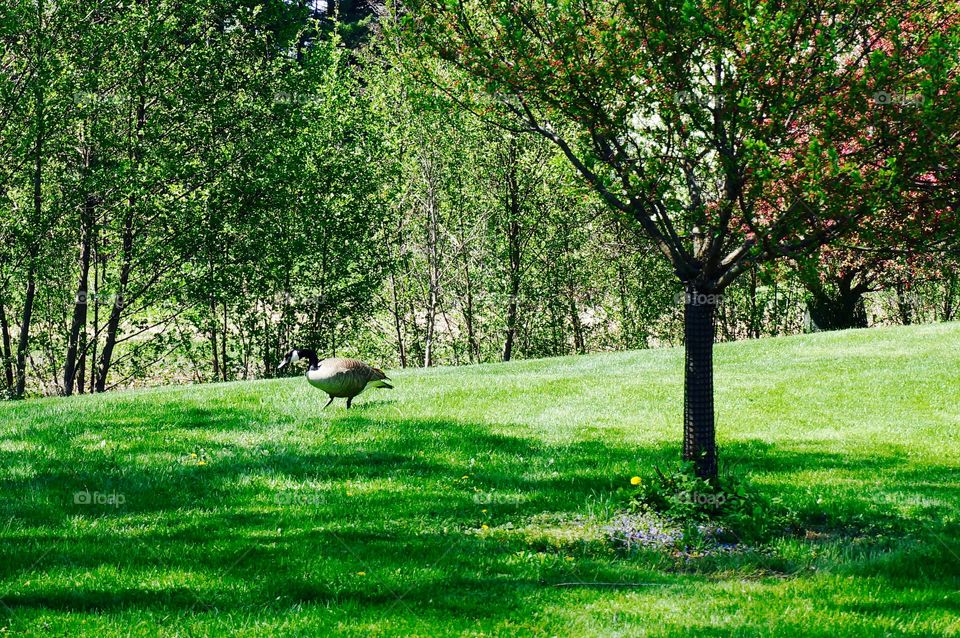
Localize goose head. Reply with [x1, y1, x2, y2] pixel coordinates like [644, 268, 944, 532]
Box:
[277, 349, 300, 370]
[278, 348, 319, 370]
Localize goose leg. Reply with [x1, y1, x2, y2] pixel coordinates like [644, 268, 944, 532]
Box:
[346, 396, 354, 409]
[323, 395, 334, 409]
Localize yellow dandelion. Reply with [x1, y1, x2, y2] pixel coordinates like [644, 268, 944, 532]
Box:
[356, 571, 366, 576]
[565, 556, 574, 561]
[461, 475, 470, 480]
[190, 453, 197, 458]
[630, 476, 642, 486]
[481, 524, 489, 530]
[481, 509, 487, 513]
[197, 461, 207, 466]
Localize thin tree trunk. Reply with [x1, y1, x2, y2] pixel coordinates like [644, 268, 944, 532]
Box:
[389, 270, 407, 368]
[0, 293, 14, 391]
[15, 0, 45, 398]
[14, 269, 36, 398]
[502, 263, 519, 361]
[461, 245, 479, 363]
[407, 299, 422, 364]
[209, 297, 220, 381]
[501, 139, 522, 362]
[64, 194, 94, 396]
[944, 271, 957, 321]
[89, 251, 100, 394]
[221, 300, 229, 381]
[261, 300, 272, 377]
[749, 265, 760, 338]
[238, 314, 250, 380]
[569, 297, 584, 354]
[616, 241, 635, 348]
[895, 280, 913, 326]
[717, 295, 729, 341]
[683, 283, 717, 479]
[423, 161, 439, 368]
[76, 329, 87, 394]
[96, 209, 134, 392]
[502, 214, 521, 361]
[96, 60, 147, 392]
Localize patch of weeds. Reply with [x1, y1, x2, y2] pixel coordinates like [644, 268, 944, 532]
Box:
[607, 463, 798, 558]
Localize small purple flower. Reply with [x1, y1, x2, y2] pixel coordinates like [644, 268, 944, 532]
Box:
[605, 512, 745, 558]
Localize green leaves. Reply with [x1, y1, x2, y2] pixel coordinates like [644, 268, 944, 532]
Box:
[396, 0, 960, 374]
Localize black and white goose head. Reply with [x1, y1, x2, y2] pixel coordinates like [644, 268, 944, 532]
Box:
[278, 348, 320, 371]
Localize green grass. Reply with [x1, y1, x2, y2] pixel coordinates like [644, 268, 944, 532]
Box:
[1, 323, 959, 637]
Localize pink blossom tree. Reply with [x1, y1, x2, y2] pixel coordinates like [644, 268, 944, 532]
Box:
[400, 0, 960, 477]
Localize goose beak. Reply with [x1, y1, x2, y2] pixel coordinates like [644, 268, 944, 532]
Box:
[277, 360, 288, 370]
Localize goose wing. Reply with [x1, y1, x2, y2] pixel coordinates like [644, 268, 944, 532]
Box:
[331, 358, 388, 380]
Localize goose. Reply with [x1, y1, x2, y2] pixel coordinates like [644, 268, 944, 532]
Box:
[278, 348, 393, 408]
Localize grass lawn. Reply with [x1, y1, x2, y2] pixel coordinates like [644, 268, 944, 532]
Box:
[1, 323, 959, 637]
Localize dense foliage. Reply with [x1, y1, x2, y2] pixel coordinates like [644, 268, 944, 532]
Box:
[1, 0, 957, 400]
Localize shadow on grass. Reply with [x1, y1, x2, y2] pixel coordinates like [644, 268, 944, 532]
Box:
[0, 403, 958, 629]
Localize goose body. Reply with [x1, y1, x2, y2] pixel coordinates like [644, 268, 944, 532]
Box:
[279, 349, 392, 408]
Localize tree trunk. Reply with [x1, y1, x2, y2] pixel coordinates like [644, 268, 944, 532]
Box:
[500, 137, 524, 363]
[503, 278, 519, 361]
[260, 301, 272, 378]
[502, 217, 521, 362]
[220, 300, 229, 381]
[461, 246, 479, 363]
[96, 209, 134, 392]
[423, 162, 439, 368]
[389, 270, 407, 368]
[944, 270, 957, 321]
[14, 269, 36, 398]
[616, 239, 635, 349]
[569, 297, 585, 354]
[76, 329, 87, 394]
[209, 297, 220, 381]
[64, 195, 94, 396]
[895, 281, 913, 326]
[89, 244, 101, 394]
[749, 265, 761, 338]
[805, 273, 868, 331]
[16, 5, 45, 398]
[0, 293, 14, 391]
[96, 64, 146, 392]
[683, 283, 717, 480]
[807, 294, 867, 330]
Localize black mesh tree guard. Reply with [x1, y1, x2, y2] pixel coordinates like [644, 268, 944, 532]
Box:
[683, 283, 718, 479]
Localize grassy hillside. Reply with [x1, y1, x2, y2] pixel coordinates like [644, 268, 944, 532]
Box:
[1, 323, 958, 637]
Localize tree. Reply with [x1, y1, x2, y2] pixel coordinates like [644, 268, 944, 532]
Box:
[400, 0, 960, 477]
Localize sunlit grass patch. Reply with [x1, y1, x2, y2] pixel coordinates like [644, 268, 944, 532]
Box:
[0, 323, 958, 636]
